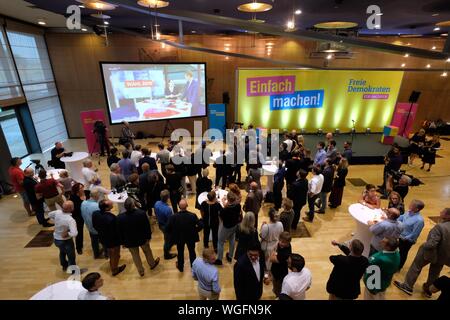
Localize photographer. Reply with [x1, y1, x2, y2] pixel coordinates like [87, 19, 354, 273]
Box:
[93, 120, 110, 157]
[380, 144, 403, 197]
[386, 172, 411, 202]
[51, 142, 67, 169]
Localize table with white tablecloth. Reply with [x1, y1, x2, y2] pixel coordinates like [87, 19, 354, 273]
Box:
[262, 163, 278, 193]
[107, 191, 128, 213]
[60, 152, 89, 183]
[348, 203, 385, 257]
[197, 189, 228, 207]
[30, 280, 83, 300]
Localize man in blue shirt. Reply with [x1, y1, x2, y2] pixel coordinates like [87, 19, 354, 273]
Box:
[192, 248, 221, 300]
[80, 188, 102, 259]
[368, 208, 403, 255]
[313, 141, 327, 167]
[154, 189, 176, 260]
[118, 150, 135, 181]
[397, 200, 425, 270]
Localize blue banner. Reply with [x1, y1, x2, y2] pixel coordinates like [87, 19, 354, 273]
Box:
[270, 89, 325, 111]
[208, 103, 226, 139]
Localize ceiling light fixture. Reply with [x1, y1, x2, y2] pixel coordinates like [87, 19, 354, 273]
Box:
[137, 0, 170, 8]
[295, 9, 302, 15]
[81, 28, 88, 31]
[37, 20, 46, 25]
[401, 63, 406, 67]
[103, 21, 109, 25]
[376, 13, 383, 16]
[191, 30, 196, 33]
[79, 1, 116, 11]
[407, 43, 411, 46]
[237, 1, 273, 13]
[78, 5, 85, 8]
[426, 64, 431, 68]
[286, 20, 295, 30]
[326, 54, 333, 60]
[432, 46, 436, 50]
[432, 13, 439, 17]
[434, 27, 440, 31]
[441, 72, 447, 77]
[404, 53, 409, 57]
[446, 58, 450, 62]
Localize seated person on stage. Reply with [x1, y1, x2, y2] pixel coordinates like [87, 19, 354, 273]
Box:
[359, 184, 381, 209]
[51, 141, 67, 169]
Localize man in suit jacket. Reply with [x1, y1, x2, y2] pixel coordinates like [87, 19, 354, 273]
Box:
[326, 239, 369, 300]
[182, 71, 201, 116]
[138, 148, 157, 174]
[288, 170, 308, 230]
[117, 198, 160, 276]
[234, 241, 266, 300]
[394, 207, 450, 297]
[92, 200, 126, 276]
[166, 199, 203, 272]
[243, 182, 263, 228]
[284, 150, 302, 189]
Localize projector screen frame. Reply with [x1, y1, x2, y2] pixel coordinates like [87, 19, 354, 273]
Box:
[99, 61, 208, 125]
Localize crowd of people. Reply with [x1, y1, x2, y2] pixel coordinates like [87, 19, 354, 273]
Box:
[7, 124, 449, 301]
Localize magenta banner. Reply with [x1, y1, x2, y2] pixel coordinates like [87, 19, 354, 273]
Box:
[391, 102, 418, 137]
[246, 75, 296, 96]
[80, 109, 108, 154]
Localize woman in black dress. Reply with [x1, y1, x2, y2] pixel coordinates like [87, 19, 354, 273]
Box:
[421, 135, 441, 172]
[408, 129, 426, 165]
[329, 158, 349, 208]
[199, 190, 222, 251]
[70, 183, 85, 255]
[234, 211, 259, 260]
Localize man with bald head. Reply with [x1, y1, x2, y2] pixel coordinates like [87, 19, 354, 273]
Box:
[368, 207, 403, 255]
[395, 208, 450, 298]
[48, 201, 80, 272]
[243, 181, 263, 228]
[23, 168, 53, 227]
[166, 199, 203, 272]
[92, 200, 126, 276]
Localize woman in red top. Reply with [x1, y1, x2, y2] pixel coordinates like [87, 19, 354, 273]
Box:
[8, 157, 33, 216]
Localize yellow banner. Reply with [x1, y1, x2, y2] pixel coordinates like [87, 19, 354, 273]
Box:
[237, 69, 404, 132]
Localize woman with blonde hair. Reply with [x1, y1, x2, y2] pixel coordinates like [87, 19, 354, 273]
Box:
[234, 211, 259, 260]
[388, 191, 405, 215]
[329, 158, 349, 208]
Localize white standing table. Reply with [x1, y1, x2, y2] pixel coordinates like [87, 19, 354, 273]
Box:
[60, 152, 89, 183]
[348, 203, 384, 257]
[107, 191, 128, 213]
[30, 280, 83, 300]
[198, 189, 228, 207]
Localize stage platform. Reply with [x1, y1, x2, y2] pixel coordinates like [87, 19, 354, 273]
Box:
[294, 133, 391, 164]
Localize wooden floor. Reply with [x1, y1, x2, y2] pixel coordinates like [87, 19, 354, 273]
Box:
[0, 137, 449, 300]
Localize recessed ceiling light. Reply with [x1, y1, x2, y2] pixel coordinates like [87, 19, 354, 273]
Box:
[401, 63, 406, 67]
[376, 13, 383, 16]
[191, 30, 196, 33]
[266, 42, 274, 46]
[434, 27, 441, 31]
[81, 28, 87, 32]
[441, 71, 447, 77]
[295, 10, 302, 15]
[407, 43, 411, 46]
[432, 46, 436, 50]
[404, 53, 409, 58]
[432, 13, 439, 17]
[103, 21, 109, 25]
[447, 58, 450, 62]
[225, 47, 230, 51]
[224, 43, 231, 47]
[37, 20, 46, 25]
[78, 5, 85, 8]
[286, 20, 295, 30]
[426, 64, 431, 68]
[225, 56, 229, 60]
[326, 54, 333, 60]
[142, 25, 146, 28]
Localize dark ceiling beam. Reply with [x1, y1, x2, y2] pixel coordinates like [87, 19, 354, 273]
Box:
[109, 0, 450, 61]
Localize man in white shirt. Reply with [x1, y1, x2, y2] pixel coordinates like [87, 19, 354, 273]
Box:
[303, 166, 324, 222]
[78, 272, 114, 300]
[48, 201, 79, 272]
[281, 254, 312, 300]
[81, 159, 98, 197]
[130, 144, 143, 168]
[283, 133, 294, 153]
